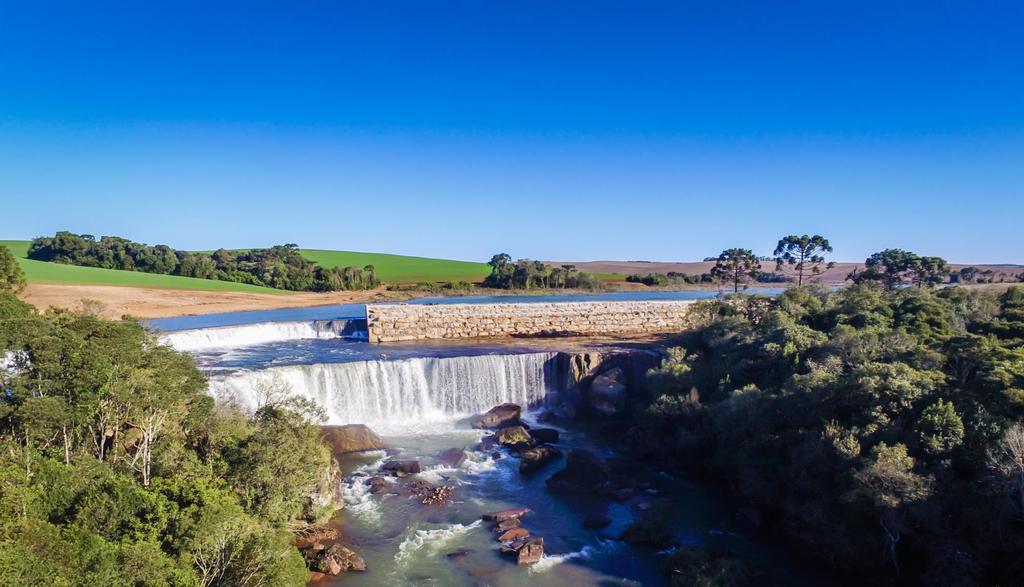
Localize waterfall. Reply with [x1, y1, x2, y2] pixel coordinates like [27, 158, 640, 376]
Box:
[158, 319, 367, 351]
[209, 352, 560, 429]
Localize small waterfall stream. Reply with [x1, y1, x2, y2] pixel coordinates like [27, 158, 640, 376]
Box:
[158, 318, 367, 351]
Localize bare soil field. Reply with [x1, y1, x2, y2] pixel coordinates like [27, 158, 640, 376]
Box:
[550, 260, 1023, 285]
[19, 284, 413, 320]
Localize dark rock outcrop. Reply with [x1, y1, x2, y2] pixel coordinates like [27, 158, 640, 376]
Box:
[471, 403, 522, 429]
[437, 448, 467, 468]
[588, 368, 627, 416]
[321, 424, 384, 454]
[380, 460, 422, 477]
[582, 514, 612, 529]
[546, 449, 612, 494]
[621, 520, 674, 549]
[366, 476, 390, 494]
[528, 427, 560, 444]
[519, 445, 563, 475]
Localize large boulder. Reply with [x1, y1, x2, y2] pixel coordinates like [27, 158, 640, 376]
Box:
[494, 426, 533, 448]
[436, 448, 467, 468]
[516, 538, 544, 565]
[546, 449, 612, 494]
[588, 368, 627, 416]
[313, 543, 367, 575]
[519, 446, 563, 475]
[471, 404, 522, 429]
[321, 425, 384, 454]
[380, 460, 422, 477]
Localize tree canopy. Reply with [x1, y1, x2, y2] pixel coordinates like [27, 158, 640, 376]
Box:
[710, 248, 761, 292]
[0, 245, 26, 293]
[773, 234, 834, 286]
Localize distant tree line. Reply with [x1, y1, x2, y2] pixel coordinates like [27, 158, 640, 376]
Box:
[27, 232, 379, 292]
[483, 253, 604, 290]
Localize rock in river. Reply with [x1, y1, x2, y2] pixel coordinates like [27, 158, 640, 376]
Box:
[436, 447, 467, 468]
[519, 445, 563, 475]
[483, 508, 530, 522]
[528, 427, 560, 444]
[312, 543, 367, 575]
[380, 460, 422, 477]
[471, 403, 522, 429]
[588, 368, 627, 416]
[321, 424, 384, 454]
[546, 449, 612, 494]
[516, 538, 545, 565]
[494, 426, 533, 448]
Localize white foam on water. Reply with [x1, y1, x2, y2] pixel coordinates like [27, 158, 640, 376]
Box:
[158, 319, 358, 352]
[392, 520, 483, 570]
[339, 452, 390, 522]
[529, 538, 630, 574]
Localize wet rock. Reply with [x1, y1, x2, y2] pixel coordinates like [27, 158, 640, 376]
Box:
[528, 427, 560, 444]
[519, 445, 563, 475]
[436, 448, 467, 468]
[492, 517, 522, 533]
[380, 460, 422, 477]
[491, 451, 502, 460]
[516, 538, 544, 565]
[498, 536, 531, 554]
[471, 403, 522, 429]
[621, 520, 673, 549]
[588, 368, 627, 416]
[495, 426, 533, 448]
[312, 543, 367, 575]
[555, 402, 577, 420]
[366, 476, 389, 494]
[497, 527, 530, 542]
[445, 549, 472, 560]
[483, 508, 530, 522]
[546, 449, 612, 494]
[419, 485, 455, 505]
[582, 514, 612, 529]
[536, 409, 554, 422]
[321, 424, 384, 454]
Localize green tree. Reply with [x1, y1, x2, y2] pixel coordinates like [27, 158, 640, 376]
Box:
[854, 248, 921, 290]
[773, 234, 834, 286]
[915, 399, 964, 455]
[710, 248, 761, 292]
[0, 245, 27, 293]
[909, 256, 950, 288]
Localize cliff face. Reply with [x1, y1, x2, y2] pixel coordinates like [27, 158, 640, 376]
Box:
[554, 348, 663, 417]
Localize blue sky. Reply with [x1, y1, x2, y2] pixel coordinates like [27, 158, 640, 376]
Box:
[1, 1, 1022, 264]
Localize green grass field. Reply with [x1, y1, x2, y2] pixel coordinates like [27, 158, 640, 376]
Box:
[2, 239, 622, 290]
[0, 240, 288, 293]
[299, 249, 490, 284]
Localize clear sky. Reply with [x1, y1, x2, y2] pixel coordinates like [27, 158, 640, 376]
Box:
[1, 1, 1022, 264]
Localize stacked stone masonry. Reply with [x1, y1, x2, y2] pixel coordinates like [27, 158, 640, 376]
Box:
[366, 300, 698, 343]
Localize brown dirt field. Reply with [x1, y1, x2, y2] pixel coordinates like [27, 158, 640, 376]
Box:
[550, 260, 1023, 285]
[18, 284, 414, 320]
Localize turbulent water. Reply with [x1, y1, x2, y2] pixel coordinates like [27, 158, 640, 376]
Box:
[209, 352, 559, 430]
[158, 318, 366, 351]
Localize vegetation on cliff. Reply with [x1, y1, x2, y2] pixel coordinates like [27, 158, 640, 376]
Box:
[27, 232, 379, 292]
[0, 292, 337, 586]
[633, 284, 1024, 584]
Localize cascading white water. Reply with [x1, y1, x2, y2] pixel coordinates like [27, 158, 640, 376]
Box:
[209, 352, 560, 429]
[158, 319, 365, 351]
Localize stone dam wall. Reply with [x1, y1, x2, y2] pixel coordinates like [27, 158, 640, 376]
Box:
[365, 300, 698, 342]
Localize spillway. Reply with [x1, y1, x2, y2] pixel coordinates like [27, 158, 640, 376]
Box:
[208, 352, 560, 428]
[158, 318, 367, 351]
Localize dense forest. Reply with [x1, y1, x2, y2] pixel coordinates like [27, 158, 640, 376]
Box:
[27, 232, 379, 292]
[633, 284, 1024, 585]
[0, 291, 339, 586]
